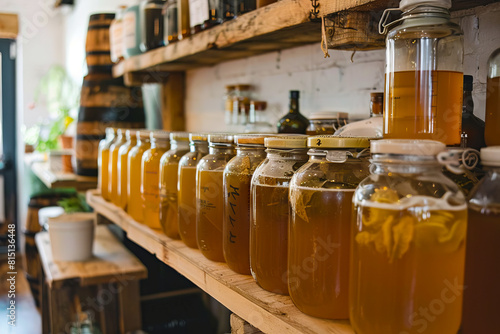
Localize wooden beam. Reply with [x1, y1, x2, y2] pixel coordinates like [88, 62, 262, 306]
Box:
[161, 72, 186, 131]
[0, 13, 18, 39]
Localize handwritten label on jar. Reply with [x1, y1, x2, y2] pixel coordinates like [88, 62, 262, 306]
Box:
[225, 174, 252, 245]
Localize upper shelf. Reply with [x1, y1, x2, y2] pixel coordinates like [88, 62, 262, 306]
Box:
[113, 0, 497, 79]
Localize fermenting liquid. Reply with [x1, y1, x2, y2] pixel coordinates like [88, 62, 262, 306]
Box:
[142, 146, 168, 230]
[178, 166, 198, 248]
[110, 140, 126, 204]
[485, 76, 500, 146]
[350, 196, 467, 334]
[223, 173, 252, 275]
[127, 141, 151, 222]
[385, 70, 463, 145]
[116, 140, 136, 208]
[289, 187, 353, 319]
[160, 163, 181, 238]
[462, 205, 500, 333]
[250, 183, 290, 294]
[99, 148, 111, 200]
[197, 170, 225, 262]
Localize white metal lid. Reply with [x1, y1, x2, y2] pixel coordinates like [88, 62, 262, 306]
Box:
[371, 139, 446, 156]
[481, 146, 500, 166]
[400, 0, 451, 11]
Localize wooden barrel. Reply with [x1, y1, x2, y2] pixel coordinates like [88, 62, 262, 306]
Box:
[75, 76, 145, 177]
[86, 13, 115, 74]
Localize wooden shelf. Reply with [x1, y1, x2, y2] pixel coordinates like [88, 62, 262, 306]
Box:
[86, 189, 354, 334]
[113, 0, 496, 79]
[31, 161, 97, 191]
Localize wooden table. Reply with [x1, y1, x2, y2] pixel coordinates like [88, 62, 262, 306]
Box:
[36, 225, 147, 334]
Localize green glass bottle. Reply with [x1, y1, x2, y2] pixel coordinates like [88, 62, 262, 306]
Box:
[277, 90, 309, 134]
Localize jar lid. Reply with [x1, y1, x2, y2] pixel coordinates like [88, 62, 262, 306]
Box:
[225, 85, 236, 90]
[308, 136, 371, 148]
[170, 132, 190, 142]
[370, 92, 384, 102]
[235, 134, 272, 146]
[480, 146, 500, 166]
[235, 84, 251, 91]
[208, 133, 235, 145]
[264, 135, 307, 149]
[138, 129, 151, 140]
[125, 129, 137, 139]
[371, 139, 446, 155]
[105, 127, 116, 136]
[151, 130, 170, 140]
[189, 133, 208, 142]
[309, 111, 342, 120]
[399, 0, 451, 11]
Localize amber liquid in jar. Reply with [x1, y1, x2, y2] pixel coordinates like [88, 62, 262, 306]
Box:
[462, 205, 500, 333]
[110, 139, 126, 204]
[160, 163, 182, 238]
[250, 183, 290, 294]
[223, 173, 252, 274]
[385, 70, 463, 145]
[485, 76, 500, 146]
[142, 145, 169, 230]
[117, 139, 136, 209]
[99, 148, 111, 200]
[350, 201, 467, 334]
[178, 166, 198, 248]
[289, 187, 353, 319]
[197, 170, 225, 262]
[127, 141, 151, 222]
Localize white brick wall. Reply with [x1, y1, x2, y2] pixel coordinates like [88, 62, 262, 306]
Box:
[185, 1, 500, 132]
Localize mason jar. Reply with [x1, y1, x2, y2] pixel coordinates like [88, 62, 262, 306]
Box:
[98, 127, 116, 201]
[116, 129, 138, 208]
[127, 130, 151, 223]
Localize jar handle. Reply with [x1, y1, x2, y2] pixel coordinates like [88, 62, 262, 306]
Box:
[436, 149, 480, 174]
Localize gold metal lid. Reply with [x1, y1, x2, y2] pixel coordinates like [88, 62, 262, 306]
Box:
[208, 133, 235, 145]
[125, 129, 137, 139]
[371, 139, 445, 155]
[307, 136, 371, 149]
[189, 133, 208, 142]
[170, 132, 190, 142]
[264, 135, 308, 149]
[235, 134, 273, 146]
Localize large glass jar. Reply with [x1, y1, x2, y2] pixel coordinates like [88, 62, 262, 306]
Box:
[98, 127, 116, 201]
[462, 146, 500, 333]
[142, 130, 170, 229]
[196, 134, 236, 262]
[382, 0, 464, 145]
[159, 132, 190, 238]
[109, 129, 128, 204]
[163, 0, 179, 45]
[177, 0, 191, 39]
[140, 0, 165, 51]
[110, 6, 127, 63]
[127, 130, 151, 222]
[223, 134, 268, 275]
[289, 136, 370, 319]
[350, 139, 467, 334]
[123, 4, 143, 58]
[116, 129, 137, 209]
[250, 135, 308, 295]
[485, 48, 500, 146]
[178, 133, 209, 248]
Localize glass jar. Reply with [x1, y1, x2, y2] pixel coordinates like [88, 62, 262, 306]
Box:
[223, 134, 268, 274]
[350, 139, 467, 334]
[277, 90, 309, 134]
[381, 0, 464, 145]
[178, 133, 209, 248]
[335, 93, 384, 138]
[142, 130, 170, 229]
[462, 146, 500, 333]
[163, 0, 179, 45]
[306, 111, 340, 135]
[110, 6, 127, 63]
[250, 135, 308, 295]
[289, 136, 371, 319]
[460, 75, 486, 150]
[234, 0, 256, 16]
[116, 130, 138, 209]
[196, 134, 236, 262]
[123, 4, 143, 58]
[203, 0, 223, 30]
[109, 129, 128, 204]
[159, 132, 190, 238]
[485, 48, 500, 146]
[244, 101, 275, 133]
[140, 0, 165, 52]
[222, 0, 235, 21]
[127, 130, 151, 222]
[224, 85, 236, 126]
[232, 84, 252, 132]
[188, 0, 208, 34]
[98, 127, 116, 201]
[178, 0, 191, 39]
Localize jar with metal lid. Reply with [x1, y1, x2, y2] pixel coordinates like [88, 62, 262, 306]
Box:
[380, 0, 464, 145]
[109, 129, 128, 204]
[163, 0, 179, 44]
[232, 84, 252, 132]
[250, 135, 309, 294]
[178, 133, 209, 248]
[289, 136, 371, 319]
[123, 3, 143, 58]
[463, 146, 500, 333]
[110, 6, 127, 63]
[142, 130, 170, 229]
[350, 139, 467, 334]
[223, 134, 269, 274]
[98, 127, 116, 201]
[140, 0, 165, 51]
[306, 111, 340, 135]
[116, 130, 138, 209]
[159, 132, 190, 238]
[127, 130, 151, 222]
[196, 134, 236, 262]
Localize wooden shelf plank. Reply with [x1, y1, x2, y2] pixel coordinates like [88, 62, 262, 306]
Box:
[86, 189, 354, 334]
[31, 161, 97, 191]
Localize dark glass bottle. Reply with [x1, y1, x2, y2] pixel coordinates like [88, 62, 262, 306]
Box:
[203, 0, 223, 29]
[461, 75, 486, 150]
[277, 91, 309, 134]
[140, 0, 166, 52]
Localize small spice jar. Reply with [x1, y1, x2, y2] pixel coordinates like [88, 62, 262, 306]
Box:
[127, 130, 151, 223]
